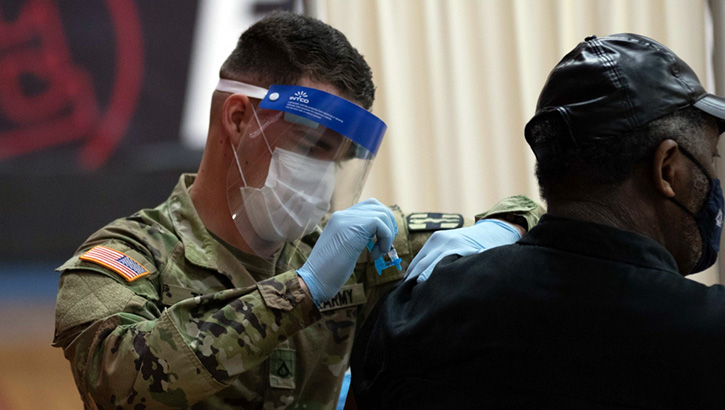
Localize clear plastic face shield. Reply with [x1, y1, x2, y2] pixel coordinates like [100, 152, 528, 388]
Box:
[216, 79, 387, 257]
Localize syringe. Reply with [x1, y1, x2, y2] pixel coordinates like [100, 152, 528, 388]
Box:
[366, 239, 403, 275]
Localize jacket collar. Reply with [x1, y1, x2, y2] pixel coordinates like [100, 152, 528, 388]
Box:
[520, 214, 681, 275]
[167, 174, 273, 287]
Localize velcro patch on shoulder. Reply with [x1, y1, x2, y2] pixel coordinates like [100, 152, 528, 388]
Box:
[80, 246, 150, 282]
[406, 212, 463, 231]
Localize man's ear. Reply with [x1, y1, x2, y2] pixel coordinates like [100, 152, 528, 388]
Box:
[652, 139, 682, 198]
[221, 93, 252, 147]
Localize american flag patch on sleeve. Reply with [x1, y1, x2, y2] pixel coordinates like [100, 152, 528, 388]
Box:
[80, 246, 150, 282]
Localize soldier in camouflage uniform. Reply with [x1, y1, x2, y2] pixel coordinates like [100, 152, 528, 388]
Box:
[53, 10, 544, 410]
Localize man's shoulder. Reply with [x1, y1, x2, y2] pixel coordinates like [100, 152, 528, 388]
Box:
[352, 204, 469, 287]
[57, 200, 180, 283]
[397, 205, 472, 253]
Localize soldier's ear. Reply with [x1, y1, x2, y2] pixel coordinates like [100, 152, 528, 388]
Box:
[221, 94, 253, 147]
[652, 139, 683, 198]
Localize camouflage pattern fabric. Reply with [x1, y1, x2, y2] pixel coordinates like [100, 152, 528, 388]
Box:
[53, 174, 542, 409]
[475, 195, 546, 231]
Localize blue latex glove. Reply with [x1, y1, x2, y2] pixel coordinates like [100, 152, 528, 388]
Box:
[297, 198, 398, 306]
[405, 219, 521, 283]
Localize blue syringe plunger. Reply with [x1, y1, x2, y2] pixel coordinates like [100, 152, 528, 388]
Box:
[367, 240, 403, 275]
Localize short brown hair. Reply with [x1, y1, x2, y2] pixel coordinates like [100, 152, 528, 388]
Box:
[221, 11, 375, 109]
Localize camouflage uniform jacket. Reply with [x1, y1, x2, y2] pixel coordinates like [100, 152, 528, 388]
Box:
[53, 174, 467, 410]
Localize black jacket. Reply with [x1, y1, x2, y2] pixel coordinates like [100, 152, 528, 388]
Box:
[351, 215, 725, 409]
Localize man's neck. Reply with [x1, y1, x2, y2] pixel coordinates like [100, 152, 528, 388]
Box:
[548, 200, 640, 232]
[190, 160, 257, 256]
[546, 185, 664, 243]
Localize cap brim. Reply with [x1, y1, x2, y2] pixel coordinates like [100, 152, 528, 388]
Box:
[694, 94, 725, 133]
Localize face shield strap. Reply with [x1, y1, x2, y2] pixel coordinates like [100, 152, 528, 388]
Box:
[215, 78, 279, 150]
[215, 79, 269, 99]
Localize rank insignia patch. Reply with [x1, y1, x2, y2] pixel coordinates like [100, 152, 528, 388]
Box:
[407, 212, 463, 231]
[269, 348, 296, 389]
[80, 246, 150, 282]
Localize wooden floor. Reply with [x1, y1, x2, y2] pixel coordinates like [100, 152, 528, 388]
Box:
[0, 302, 83, 410]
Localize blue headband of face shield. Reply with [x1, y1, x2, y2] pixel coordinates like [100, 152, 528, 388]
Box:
[215, 79, 387, 156]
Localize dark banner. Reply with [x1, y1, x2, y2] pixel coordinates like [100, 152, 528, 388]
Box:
[0, 0, 201, 263]
[0, 0, 198, 171]
[0, 0, 305, 264]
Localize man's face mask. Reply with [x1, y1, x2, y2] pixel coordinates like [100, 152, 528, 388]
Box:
[240, 145, 336, 242]
[670, 146, 725, 274]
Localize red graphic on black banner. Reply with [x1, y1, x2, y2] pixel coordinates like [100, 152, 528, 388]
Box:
[0, 0, 143, 169]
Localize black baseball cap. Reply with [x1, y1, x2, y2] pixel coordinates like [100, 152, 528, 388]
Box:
[525, 33, 725, 158]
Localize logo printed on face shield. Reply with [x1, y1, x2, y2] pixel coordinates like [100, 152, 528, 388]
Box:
[289, 90, 310, 104]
